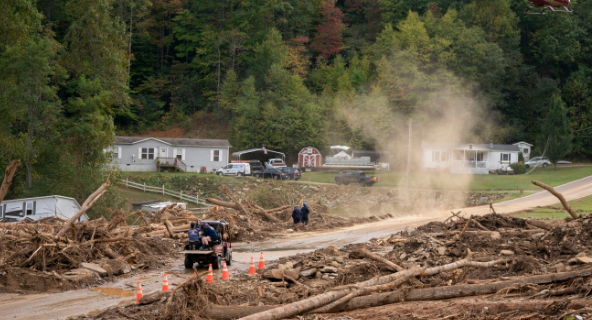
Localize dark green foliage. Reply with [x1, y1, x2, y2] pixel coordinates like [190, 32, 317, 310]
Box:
[518, 152, 524, 163]
[510, 162, 525, 174]
[539, 95, 573, 170]
[3, 0, 592, 213]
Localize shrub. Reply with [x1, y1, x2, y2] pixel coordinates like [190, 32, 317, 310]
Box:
[518, 152, 524, 163]
[510, 162, 526, 174]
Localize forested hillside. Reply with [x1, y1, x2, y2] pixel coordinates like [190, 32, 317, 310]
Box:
[1, 0, 591, 199]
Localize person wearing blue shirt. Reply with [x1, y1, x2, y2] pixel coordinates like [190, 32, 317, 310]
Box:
[201, 223, 220, 247]
[187, 221, 202, 250]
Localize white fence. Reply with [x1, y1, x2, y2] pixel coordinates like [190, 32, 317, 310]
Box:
[121, 178, 209, 206]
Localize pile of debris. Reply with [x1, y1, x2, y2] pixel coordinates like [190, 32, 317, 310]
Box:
[0, 188, 193, 293]
[79, 213, 592, 320]
[202, 185, 393, 241]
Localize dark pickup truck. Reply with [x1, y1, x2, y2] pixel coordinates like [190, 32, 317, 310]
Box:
[335, 171, 378, 187]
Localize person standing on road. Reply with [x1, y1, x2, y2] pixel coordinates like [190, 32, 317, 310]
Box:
[292, 205, 302, 225]
[300, 202, 310, 226]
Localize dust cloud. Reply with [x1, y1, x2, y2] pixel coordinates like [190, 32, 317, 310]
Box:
[330, 58, 501, 218]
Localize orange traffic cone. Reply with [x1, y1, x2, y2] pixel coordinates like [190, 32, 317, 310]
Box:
[248, 257, 256, 275]
[258, 251, 265, 269]
[162, 272, 169, 291]
[221, 261, 229, 280]
[207, 264, 214, 283]
[135, 281, 143, 304]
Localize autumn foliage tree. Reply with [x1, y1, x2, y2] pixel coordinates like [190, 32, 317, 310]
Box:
[311, 0, 344, 61]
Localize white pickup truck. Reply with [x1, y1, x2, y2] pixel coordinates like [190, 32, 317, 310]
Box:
[264, 158, 287, 169]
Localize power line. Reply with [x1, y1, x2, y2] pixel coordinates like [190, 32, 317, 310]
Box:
[525, 134, 550, 175]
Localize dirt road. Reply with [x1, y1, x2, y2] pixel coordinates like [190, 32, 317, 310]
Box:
[1, 175, 591, 319]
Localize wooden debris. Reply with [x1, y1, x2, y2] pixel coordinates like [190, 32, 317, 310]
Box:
[532, 180, 578, 219]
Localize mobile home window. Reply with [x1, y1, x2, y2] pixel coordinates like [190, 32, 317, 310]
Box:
[212, 150, 221, 162]
[432, 151, 440, 162]
[141, 148, 155, 160]
[500, 153, 510, 163]
[25, 201, 35, 216]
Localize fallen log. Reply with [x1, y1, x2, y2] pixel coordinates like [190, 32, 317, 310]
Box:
[239, 251, 506, 320]
[205, 306, 276, 319]
[337, 266, 592, 312]
[532, 180, 577, 219]
[56, 180, 110, 237]
[139, 290, 171, 305]
[312, 266, 422, 314]
[206, 198, 239, 210]
[526, 219, 554, 231]
[353, 247, 404, 272]
[0, 160, 21, 205]
[331, 298, 592, 319]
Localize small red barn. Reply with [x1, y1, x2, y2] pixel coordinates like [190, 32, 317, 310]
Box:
[298, 147, 322, 168]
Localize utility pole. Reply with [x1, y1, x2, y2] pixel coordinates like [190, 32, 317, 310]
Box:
[407, 118, 412, 189]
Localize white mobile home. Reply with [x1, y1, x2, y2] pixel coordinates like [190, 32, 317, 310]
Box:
[422, 141, 527, 174]
[1, 196, 86, 222]
[513, 141, 533, 161]
[111, 136, 232, 173]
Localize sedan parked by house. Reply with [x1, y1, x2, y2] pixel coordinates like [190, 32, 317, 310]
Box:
[279, 167, 301, 180]
[253, 168, 290, 180]
[524, 157, 551, 168]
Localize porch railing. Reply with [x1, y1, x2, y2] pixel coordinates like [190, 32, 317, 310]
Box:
[157, 157, 187, 172]
[452, 160, 488, 168]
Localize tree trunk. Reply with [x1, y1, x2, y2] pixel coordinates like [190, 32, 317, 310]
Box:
[339, 266, 592, 312]
[55, 180, 110, 237]
[0, 160, 21, 205]
[353, 247, 404, 272]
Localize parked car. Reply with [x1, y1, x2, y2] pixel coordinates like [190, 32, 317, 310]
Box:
[335, 171, 378, 187]
[279, 167, 301, 180]
[525, 157, 551, 168]
[253, 168, 290, 180]
[216, 163, 251, 176]
[230, 160, 263, 173]
[264, 158, 287, 169]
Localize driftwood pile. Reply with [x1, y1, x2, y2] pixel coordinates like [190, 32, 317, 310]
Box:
[80, 212, 592, 320]
[0, 186, 198, 293]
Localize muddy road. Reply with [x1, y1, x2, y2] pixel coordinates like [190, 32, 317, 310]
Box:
[2, 175, 592, 319]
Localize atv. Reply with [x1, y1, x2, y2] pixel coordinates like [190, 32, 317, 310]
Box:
[180, 220, 232, 270]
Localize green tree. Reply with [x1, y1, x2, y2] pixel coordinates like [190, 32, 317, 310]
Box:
[0, 38, 66, 190]
[563, 67, 592, 157]
[219, 70, 241, 112]
[249, 28, 288, 89]
[62, 0, 129, 107]
[0, 0, 42, 51]
[539, 95, 572, 170]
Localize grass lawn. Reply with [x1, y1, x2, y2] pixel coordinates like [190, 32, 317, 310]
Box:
[117, 186, 181, 212]
[510, 194, 592, 220]
[299, 166, 592, 191]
